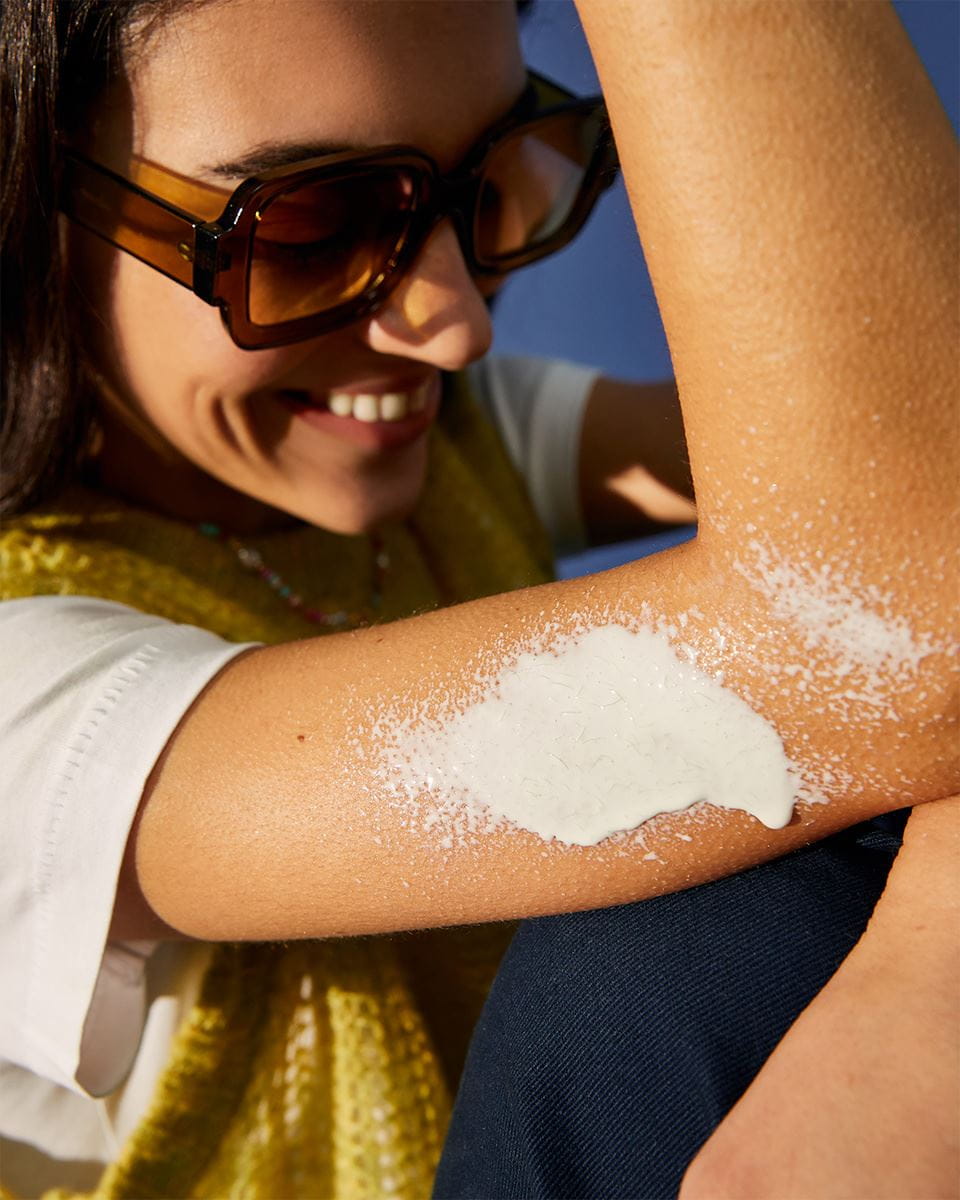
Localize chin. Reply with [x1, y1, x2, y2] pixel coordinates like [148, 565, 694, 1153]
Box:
[294, 479, 425, 536]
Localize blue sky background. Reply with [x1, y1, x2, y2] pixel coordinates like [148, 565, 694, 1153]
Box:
[493, 0, 960, 381]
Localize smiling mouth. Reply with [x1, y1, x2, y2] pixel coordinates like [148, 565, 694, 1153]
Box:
[278, 378, 432, 423]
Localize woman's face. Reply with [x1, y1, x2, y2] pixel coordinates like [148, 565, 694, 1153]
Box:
[78, 0, 525, 533]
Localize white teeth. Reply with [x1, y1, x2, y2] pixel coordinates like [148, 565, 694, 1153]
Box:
[328, 393, 353, 417]
[379, 393, 407, 421]
[352, 394, 379, 423]
[324, 381, 431, 422]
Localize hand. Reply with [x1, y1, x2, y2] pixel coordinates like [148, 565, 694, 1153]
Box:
[680, 797, 960, 1200]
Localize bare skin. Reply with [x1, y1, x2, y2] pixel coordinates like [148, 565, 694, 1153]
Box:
[77, 0, 522, 535]
[77, 2, 956, 1191]
[99, 0, 958, 945]
[576, 2, 959, 1194]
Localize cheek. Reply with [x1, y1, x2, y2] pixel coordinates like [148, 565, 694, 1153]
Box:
[109, 256, 239, 384]
[69, 227, 245, 392]
[100, 251, 301, 418]
[70, 230, 366, 453]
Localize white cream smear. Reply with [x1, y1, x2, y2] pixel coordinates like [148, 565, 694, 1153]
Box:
[375, 624, 798, 846]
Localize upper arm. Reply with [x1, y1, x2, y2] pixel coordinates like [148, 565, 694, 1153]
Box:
[578, 376, 697, 544]
[133, 525, 956, 945]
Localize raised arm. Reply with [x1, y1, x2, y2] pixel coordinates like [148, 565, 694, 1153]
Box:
[121, 0, 957, 943]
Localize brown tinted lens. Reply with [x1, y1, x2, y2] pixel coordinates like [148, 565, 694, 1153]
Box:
[475, 110, 604, 262]
[248, 168, 417, 325]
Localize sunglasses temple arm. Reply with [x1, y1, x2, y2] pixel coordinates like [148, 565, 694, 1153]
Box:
[60, 152, 201, 291]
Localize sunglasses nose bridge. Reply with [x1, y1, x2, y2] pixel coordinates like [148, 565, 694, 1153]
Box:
[425, 174, 480, 269]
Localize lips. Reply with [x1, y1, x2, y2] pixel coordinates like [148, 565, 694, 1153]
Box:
[276, 373, 441, 450]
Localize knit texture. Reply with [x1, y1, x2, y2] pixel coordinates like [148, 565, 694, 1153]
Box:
[0, 375, 554, 1200]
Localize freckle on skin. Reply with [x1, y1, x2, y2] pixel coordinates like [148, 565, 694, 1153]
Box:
[297, 734, 305, 743]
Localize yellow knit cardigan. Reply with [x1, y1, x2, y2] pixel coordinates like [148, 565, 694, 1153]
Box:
[0, 376, 554, 1200]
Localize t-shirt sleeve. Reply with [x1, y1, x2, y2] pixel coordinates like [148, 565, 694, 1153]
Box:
[467, 354, 601, 557]
[0, 595, 258, 1097]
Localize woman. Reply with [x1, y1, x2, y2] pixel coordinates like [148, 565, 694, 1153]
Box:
[1, 0, 956, 1196]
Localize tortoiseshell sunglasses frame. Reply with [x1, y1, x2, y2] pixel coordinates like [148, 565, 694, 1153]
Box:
[59, 72, 618, 350]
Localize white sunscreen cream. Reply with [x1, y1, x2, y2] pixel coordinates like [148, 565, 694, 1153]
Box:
[375, 623, 798, 846]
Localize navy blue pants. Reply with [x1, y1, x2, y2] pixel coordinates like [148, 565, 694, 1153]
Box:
[434, 813, 907, 1200]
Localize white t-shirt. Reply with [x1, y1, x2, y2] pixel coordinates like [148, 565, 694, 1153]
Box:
[0, 355, 598, 1194]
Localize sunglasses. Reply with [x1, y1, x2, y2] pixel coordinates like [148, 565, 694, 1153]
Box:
[59, 72, 618, 350]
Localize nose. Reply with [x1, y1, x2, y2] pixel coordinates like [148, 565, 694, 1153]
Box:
[363, 219, 493, 370]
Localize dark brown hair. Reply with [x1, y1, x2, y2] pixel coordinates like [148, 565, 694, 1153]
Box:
[0, 0, 177, 515]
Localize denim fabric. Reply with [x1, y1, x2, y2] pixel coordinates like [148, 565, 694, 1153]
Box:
[434, 812, 908, 1200]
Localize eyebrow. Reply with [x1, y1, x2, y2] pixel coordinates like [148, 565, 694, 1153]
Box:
[203, 140, 359, 180]
[202, 79, 537, 181]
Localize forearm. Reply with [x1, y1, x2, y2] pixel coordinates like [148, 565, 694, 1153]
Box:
[576, 0, 956, 648]
[575, 1, 957, 526]
[861, 792, 960, 968]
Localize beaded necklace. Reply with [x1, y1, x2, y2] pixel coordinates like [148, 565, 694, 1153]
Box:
[198, 522, 389, 629]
